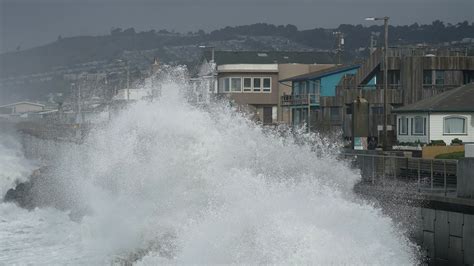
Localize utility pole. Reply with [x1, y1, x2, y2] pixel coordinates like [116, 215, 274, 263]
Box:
[383, 17, 389, 151]
[333, 31, 344, 65]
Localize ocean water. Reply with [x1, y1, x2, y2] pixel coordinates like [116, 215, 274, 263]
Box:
[0, 69, 417, 265]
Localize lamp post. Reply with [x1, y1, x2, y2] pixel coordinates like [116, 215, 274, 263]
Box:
[366, 16, 389, 150]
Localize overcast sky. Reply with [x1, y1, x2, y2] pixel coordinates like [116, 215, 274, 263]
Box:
[0, 0, 473, 53]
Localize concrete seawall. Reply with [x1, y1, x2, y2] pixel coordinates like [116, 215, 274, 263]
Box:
[421, 208, 474, 264]
[458, 158, 474, 198]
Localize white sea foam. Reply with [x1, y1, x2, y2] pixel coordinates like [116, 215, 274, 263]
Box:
[0, 68, 417, 264]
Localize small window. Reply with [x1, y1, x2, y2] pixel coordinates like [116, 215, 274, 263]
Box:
[253, 78, 261, 92]
[398, 116, 408, 135]
[444, 116, 466, 134]
[263, 78, 271, 92]
[243, 78, 252, 92]
[231, 77, 242, 92]
[412, 116, 426, 135]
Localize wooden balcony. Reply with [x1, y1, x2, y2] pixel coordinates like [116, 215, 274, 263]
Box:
[340, 86, 404, 105]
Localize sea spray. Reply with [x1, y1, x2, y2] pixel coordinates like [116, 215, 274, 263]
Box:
[1, 68, 417, 264]
[0, 125, 37, 198]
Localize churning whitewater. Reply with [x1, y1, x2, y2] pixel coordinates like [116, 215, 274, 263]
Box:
[1, 70, 416, 264]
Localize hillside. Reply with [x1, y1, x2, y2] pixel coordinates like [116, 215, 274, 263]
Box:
[0, 21, 473, 103]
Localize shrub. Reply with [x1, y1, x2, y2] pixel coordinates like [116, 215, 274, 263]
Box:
[429, 140, 446, 146]
[451, 138, 463, 145]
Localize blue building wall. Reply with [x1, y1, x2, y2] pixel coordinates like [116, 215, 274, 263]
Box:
[319, 68, 358, 96]
[292, 68, 359, 97]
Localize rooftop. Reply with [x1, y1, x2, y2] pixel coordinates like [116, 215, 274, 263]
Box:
[393, 83, 474, 113]
[279, 64, 360, 82]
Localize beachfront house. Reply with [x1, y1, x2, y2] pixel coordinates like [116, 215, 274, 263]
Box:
[393, 83, 474, 145]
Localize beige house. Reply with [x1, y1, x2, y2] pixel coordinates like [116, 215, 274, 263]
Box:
[199, 51, 335, 124]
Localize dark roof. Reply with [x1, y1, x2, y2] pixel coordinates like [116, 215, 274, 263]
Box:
[279, 64, 360, 82]
[393, 83, 474, 113]
[204, 51, 335, 65]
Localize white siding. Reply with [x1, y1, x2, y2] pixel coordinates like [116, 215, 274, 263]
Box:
[396, 113, 429, 143]
[429, 112, 474, 144]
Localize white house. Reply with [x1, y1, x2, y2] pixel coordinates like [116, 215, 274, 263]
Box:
[393, 83, 474, 144]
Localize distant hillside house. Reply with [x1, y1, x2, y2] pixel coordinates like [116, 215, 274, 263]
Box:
[0, 102, 45, 115]
[393, 83, 474, 144]
[195, 51, 336, 124]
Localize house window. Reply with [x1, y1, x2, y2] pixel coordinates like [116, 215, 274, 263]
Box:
[300, 81, 307, 95]
[398, 116, 408, 135]
[411, 116, 426, 135]
[388, 70, 400, 85]
[444, 116, 466, 134]
[253, 78, 261, 92]
[293, 82, 300, 95]
[219, 77, 230, 92]
[423, 70, 432, 85]
[231, 77, 242, 92]
[263, 78, 271, 92]
[243, 78, 252, 92]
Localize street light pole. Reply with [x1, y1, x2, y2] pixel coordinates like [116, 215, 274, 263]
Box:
[366, 16, 390, 150]
[383, 17, 389, 151]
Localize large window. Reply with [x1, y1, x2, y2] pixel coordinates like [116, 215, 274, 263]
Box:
[423, 70, 432, 85]
[253, 78, 261, 92]
[293, 82, 300, 95]
[398, 116, 408, 135]
[231, 77, 242, 92]
[423, 70, 445, 85]
[219, 76, 272, 93]
[243, 78, 252, 92]
[219, 77, 231, 92]
[263, 78, 271, 92]
[388, 70, 400, 85]
[411, 116, 426, 135]
[444, 116, 466, 134]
